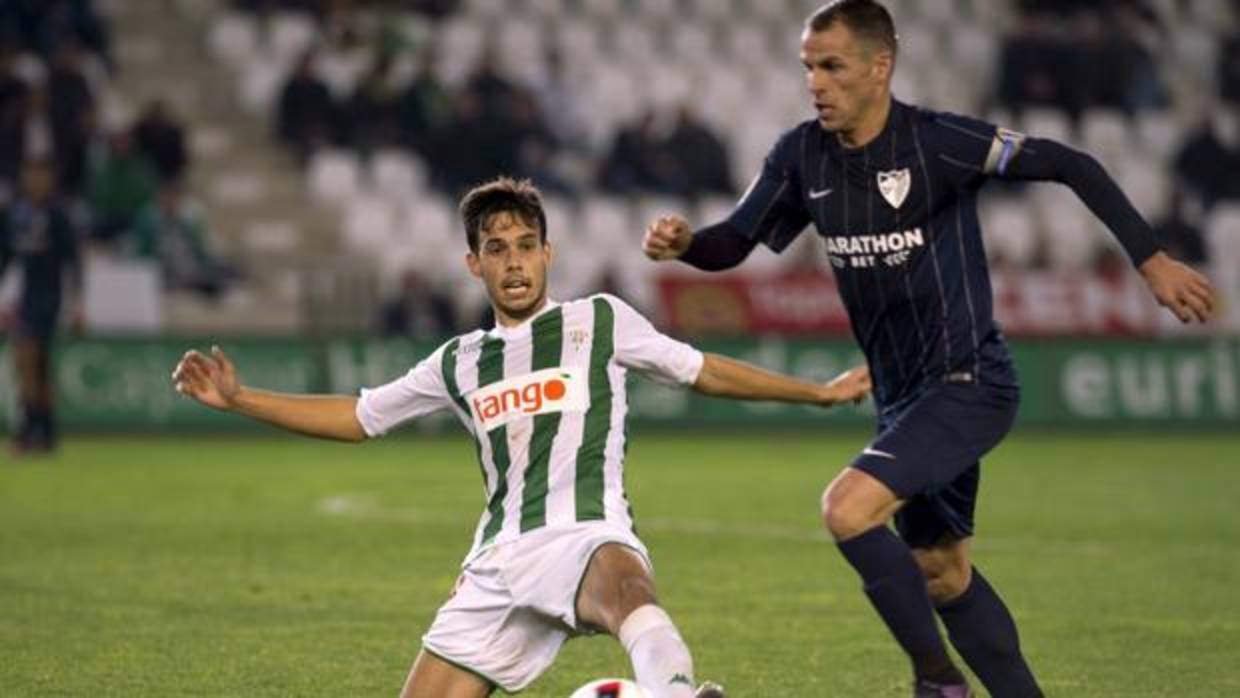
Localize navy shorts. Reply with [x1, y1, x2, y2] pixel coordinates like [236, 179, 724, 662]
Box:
[852, 381, 1019, 549]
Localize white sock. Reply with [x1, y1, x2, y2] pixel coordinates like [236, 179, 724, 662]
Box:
[618, 604, 696, 698]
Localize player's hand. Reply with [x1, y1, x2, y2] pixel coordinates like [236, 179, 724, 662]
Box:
[172, 345, 241, 411]
[1139, 251, 1216, 324]
[642, 215, 693, 261]
[822, 365, 872, 407]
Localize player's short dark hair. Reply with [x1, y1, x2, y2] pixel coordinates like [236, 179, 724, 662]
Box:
[806, 0, 898, 57]
[458, 176, 548, 253]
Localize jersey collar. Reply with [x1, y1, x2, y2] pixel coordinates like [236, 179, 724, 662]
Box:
[488, 298, 561, 339]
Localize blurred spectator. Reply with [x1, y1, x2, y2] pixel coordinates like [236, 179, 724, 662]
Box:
[1153, 189, 1209, 265]
[398, 46, 451, 161]
[87, 131, 157, 241]
[276, 50, 338, 161]
[510, 89, 575, 197]
[465, 48, 518, 117]
[998, 6, 1166, 118]
[598, 110, 678, 195]
[46, 39, 95, 193]
[0, 158, 81, 455]
[0, 0, 111, 67]
[664, 105, 734, 199]
[1222, 33, 1240, 104]
[534, 48, 587, 148]
[130, 182, 238, 299]
[0, 87, 56, 190]
[380, 269, 456, 339]
[133, 99, 188, 183]
[1174, 114, 1240, 210]
[0, 42, 28, 120]
[346, 50, 402, 154]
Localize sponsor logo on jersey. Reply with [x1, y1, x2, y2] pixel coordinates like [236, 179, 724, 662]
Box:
[468, 366, 589, 433]
[825, 227, 925, 269]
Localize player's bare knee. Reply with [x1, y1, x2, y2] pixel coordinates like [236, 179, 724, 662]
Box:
[914, 546, 972, 604]
[821, 488, 875, 540]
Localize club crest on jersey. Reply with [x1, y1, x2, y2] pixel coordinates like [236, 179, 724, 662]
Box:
[877, 168, 911, 209]
[569, 328, 591, 353]
[468, 366, 589, 433]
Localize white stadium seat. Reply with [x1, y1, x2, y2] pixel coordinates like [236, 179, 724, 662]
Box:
[343, 194, 396, 256]
[1135, 111, 1184, 163]
[1081, 109, 1133, 161]
[308, 149, 362, 206]
[981, 198, 1039, 267]
[370, 150, 426, 205]
[1021, 108, 1074, 146]
[268, 12, 318, 65]
[1034, 188, 1101, 270]
[1205, 203, 1240, 266]
[208, 12, 257, 69]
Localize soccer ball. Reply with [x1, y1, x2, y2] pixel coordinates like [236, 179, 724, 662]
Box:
[568, 678, 651, 698]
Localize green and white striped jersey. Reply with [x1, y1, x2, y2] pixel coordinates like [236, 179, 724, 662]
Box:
[356, 294, 704, 563]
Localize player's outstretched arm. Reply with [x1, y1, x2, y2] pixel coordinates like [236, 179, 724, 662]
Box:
[692, 353, 871, 408]
[642, 215, 758, 271]
[172, 346, 367, 442]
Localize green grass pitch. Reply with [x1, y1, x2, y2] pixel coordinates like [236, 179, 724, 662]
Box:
[2, 430, 1238, 697]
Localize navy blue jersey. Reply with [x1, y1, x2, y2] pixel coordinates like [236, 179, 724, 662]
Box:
[724, 99, 1158, 410]
[0, 201, 79, 327]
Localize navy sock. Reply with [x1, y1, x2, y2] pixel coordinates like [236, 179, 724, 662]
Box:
[937, 568, 1042, 698]
[838, 526, 963, 684]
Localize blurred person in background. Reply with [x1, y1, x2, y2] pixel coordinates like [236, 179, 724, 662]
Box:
[130, 181, 237, 300]
[0, 158, 81, 456]
[275, 49, 338, 163]
[1175, 110, 1240, 210]
[664, 105, 735, 200]
[45, 38, 95, 195]
[642, 2, 1215, 696]
[87, 130, 156, 242]
[379, 268, 456, 339]
[398, 45, 452, 162]
[132, 99, 189, 184]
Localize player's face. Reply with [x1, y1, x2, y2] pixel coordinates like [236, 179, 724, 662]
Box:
[800, 23, 892, 134]
[467, 211, 553, 326]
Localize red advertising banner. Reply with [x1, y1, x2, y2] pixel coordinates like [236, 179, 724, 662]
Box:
[658, 269, 1226, 337]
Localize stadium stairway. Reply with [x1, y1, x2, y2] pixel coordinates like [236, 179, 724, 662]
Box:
[103, 0, 377, 335]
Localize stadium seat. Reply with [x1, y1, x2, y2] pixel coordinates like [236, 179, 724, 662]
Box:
[527, 0, 568, 19]
[244, 219, 301, 256]
[343, 194, 397, 257]
[1186, 0, 1237, 30]
[208, 12, 257, 69]
[1173, 27, 1219, 87]
[1205, 203, 1240, 265]
[1081, 109, 1134, 162]
[688, 0, 738, 22]
[581, 197, 634, 258]
[84, 255, 164, 333]
[370, 150, 427, 204]
[1021, 108, 1074, 146]
[1115, 153, 1171, 221]
[1034, 188, 1101, 270]
[917, 0, 961, 29]
[896, 24, 941, 69]
[237, 54, 287, 115]
[318, 45, 371, 100]
[1135, 111, 1184, 163]
[950, 23, 999, 86]
[581, 0, 624, 21]
[981, 198, 1039, 267]
[727, 24, 774, 64]
[463, 0, 506, 19]
[268, 12, 318, 65]
[308, 150, 363, 206]
[634, 0, 679, 21]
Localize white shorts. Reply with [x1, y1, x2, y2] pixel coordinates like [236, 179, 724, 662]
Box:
[422, 522, 651, 692]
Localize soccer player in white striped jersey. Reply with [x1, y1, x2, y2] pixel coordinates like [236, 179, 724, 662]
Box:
[172, 177, 871, 698]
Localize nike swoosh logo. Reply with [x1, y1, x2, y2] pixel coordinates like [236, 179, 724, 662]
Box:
[862, 447, 897, 460]
[809, 187, 834, 200]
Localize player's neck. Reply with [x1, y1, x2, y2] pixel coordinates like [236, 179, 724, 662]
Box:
[493, 296, 550, 328]
[838, 96, 892, 149]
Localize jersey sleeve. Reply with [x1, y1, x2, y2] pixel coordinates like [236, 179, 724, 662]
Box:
[355, 342, 453, 437]
[726, 126, 812, 253]
[929, 111, 1028, 186]
[604, 295, 705, 387]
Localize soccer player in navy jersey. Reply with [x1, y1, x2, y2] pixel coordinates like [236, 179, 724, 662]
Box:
[642, 2, 1216, 696]
[1, 159, 82, 456]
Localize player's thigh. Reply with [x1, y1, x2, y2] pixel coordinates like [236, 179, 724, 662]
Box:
[12, 336, 42, 394]
[575, 542, 658, 636]
[821, 467, 904, 539]
[400, 649, 494, 698]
